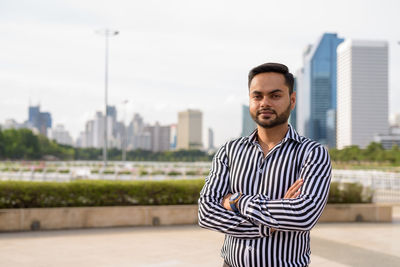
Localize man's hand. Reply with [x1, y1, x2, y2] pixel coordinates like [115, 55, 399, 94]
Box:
[222, 193, 232, 210]
[271, 178, 304, 233]
[221, 179, 304, 233]
[284, 178, 303, 199]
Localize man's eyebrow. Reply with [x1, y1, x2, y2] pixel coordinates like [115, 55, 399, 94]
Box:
[268, 89, 284, 94]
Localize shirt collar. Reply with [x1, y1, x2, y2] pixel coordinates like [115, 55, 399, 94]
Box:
[240, 124, 302, 145]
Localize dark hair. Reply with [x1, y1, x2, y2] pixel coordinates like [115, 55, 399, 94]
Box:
[248, 62, 294, 94]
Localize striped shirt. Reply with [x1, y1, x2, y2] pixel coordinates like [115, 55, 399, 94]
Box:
[198, 124, 331, 267]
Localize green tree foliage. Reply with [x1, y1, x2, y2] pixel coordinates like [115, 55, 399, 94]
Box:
[0, 128, 213, 161]
[329, 142, 400, 164]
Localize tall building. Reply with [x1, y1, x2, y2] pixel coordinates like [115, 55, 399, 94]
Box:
[241, 105, 256, 136]
[296, 33, 344, 146]
[170, 124, 177, 150]
[289, 78, 297, 130]
[28, 105, 52, 136]
[208, 128, 214, 150]
[145, 122, 171, 152]
[49, 124, 73, 146]
[337, 40, 389, 149]
[177, 109, 203, 150]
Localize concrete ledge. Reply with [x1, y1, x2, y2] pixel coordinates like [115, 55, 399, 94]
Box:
[0, 204, 392, 232]
[0, 205, 198, 232]
[319, 204, 392, 223]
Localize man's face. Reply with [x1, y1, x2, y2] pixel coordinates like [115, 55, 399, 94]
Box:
[249, 72, 296, 129]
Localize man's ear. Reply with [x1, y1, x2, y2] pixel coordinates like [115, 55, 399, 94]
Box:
[290, 91, 296, 110]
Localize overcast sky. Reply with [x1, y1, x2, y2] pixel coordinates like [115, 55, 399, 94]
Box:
[1, 0, 399, 146]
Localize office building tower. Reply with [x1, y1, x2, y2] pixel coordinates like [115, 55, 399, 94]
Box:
[145, 122, 171, 152]
[49, 124, 73, 146]
[208, 128, 214, 150]
[296, 33, 344, 146]
[177, 109, 203, 150]
[170, 124, 177, 150]
[289, 78, 297, 130]
[28, 105, 52, 136]
[337, 40, 389, 149]
[241, 105, 256, 136]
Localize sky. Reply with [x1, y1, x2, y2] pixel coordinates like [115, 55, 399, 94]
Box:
[1, 0, 400, 147]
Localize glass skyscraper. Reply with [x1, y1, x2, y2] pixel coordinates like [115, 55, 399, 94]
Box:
[296, 33, 344, 147]
[241, 105, 256, 137]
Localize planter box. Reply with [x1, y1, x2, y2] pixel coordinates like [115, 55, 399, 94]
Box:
[319, 204, 392, 223]
[0, 204, 392, 232]
[0, 205, 198, 232]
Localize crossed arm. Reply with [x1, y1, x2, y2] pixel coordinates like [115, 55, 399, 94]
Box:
[198, 144, 331, 237]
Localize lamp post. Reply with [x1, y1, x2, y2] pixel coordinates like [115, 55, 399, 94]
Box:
[122, 99, 129, 161]
[96, 29, 119, 166]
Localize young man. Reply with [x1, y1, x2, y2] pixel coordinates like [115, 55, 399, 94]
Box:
[198, 63, 331, 267]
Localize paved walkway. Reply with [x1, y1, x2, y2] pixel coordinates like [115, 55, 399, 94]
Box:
[1, 206, 399, 267]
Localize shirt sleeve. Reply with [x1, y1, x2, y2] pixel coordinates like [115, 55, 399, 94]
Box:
[198, 144, 271, 238]
[238, 145, 332, 231]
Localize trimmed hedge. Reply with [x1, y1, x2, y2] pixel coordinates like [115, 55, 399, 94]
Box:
[328, 182, 373, 203]
[0, 179, 205, 208]
[0, 180, 371, 209]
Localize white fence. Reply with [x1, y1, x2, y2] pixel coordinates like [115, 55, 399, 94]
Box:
[1, 166, 400, 203]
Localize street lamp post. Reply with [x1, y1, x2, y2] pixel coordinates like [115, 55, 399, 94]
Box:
[96, 29, 119, 167]
[122, 99, 129, 162]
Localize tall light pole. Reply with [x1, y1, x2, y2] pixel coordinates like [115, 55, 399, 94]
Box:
[96, 29, 119, 166]
[122, 99, 129, 162]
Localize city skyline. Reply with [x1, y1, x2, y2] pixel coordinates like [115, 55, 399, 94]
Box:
[1, 0, 400, 147]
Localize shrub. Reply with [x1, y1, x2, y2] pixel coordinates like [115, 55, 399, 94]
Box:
[0, 180, 372, 209]
[167, 171, 182, 176]
[139, 170, 148, 176]
[185, 170, 198, 176]
[328, 182, 373, 204]
[0, 179, 205, 208]
[117, 171, 131, 175]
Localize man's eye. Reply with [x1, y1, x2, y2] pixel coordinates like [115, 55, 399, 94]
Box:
[272, 94, 281, 99]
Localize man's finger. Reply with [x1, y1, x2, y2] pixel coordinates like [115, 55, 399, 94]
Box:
[284, 179, 303, 199]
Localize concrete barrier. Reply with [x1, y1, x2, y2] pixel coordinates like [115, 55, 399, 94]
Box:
[0, 205, 198, 232]
[0, 204, 392, 232]
[319, 204, 392, 223]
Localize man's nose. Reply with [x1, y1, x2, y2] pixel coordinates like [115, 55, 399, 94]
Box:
[260, 96, 271, 107]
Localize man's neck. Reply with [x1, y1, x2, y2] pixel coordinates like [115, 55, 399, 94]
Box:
[257, 123, 289, 156]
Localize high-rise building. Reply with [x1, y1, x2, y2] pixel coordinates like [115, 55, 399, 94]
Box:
[241, 105, 256, 136]
[296, 33, 344, 146]
[170, 124, 177, 150]
[289, 78, 297, 130]
[145, 122, 171, 152]
[28, 105, 52, 136]
[49, 124, 73, 146]
[337, 40, 389, 149]
[208, 128, 214, 150]
[177, 109, 203, 150]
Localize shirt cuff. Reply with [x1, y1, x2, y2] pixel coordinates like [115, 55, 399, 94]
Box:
[237, 194, 252, 216]
[259, 225, 272, 237]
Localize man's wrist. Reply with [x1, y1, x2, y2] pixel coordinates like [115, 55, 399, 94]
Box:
[237, 194, 253, 215]
[229, 192, 242, 213]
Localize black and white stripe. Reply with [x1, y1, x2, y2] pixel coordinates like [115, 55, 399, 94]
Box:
[198, 125, 331, 267]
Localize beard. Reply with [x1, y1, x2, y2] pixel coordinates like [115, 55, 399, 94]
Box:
[251, 103, 291, 129]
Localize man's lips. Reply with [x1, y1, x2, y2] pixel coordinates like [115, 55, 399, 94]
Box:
[257, 110, 276, 116]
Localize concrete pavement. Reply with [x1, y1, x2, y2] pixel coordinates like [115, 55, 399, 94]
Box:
[0, 206, 399, 267]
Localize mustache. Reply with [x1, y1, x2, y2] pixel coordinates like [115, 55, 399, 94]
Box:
[256, 108, 276, 116]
